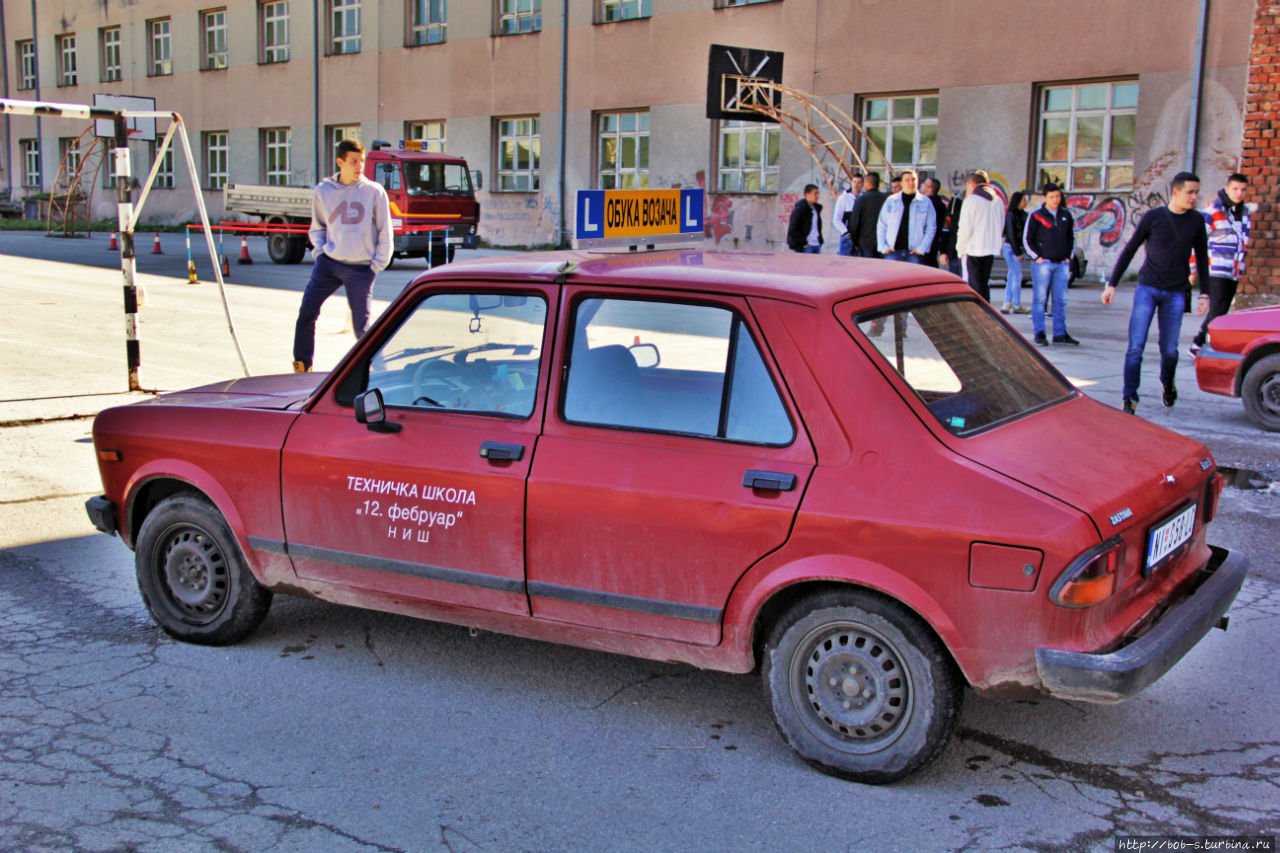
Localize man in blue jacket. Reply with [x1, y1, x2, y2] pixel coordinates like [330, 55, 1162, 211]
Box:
[875, 170, 936, 264]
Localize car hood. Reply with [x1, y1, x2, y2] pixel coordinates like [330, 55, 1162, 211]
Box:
[139, 373, 327, 411]
[958, 395, 1211, 537]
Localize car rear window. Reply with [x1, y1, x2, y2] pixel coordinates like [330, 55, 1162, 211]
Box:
[855, 298, 1075, 435]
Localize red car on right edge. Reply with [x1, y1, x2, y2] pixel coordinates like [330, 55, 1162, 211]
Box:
[1195, 303, 1280, 431]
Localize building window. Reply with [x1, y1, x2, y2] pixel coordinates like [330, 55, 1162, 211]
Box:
[1035, 80, 1138, 192]
[263, 128, 292, 185]
[497, 0, 541, 35]
[330, 0, 361, 54]
[21, 140, 41, 187]
[202, 9, 229, 70]
[56, 34, 78, 87]
[205, 131, 230, 189]
[860, 93, 938, 177]
[58, 137, 82, 179]
[717, 120, 779, 193]
[100, 27, 122, 82]
[497, 116, 540, 191]
[597, 111, 649, 189]
[261, 1, 290, 63]
[717, 0, 776, 6]
[149, 19, 172, 76]
[409, 0, 447, 45]
[327, 125, 362, 166]
[599, 0, 650, 22]
[144, 143, 176, 189]
[407, 120, 446, 152]
[17, 40, 36, 90]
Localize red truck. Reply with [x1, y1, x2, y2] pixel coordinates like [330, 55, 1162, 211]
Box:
[224, 140, 479, 265]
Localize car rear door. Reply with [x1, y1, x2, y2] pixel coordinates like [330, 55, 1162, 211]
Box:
[525, 288, 816, 645]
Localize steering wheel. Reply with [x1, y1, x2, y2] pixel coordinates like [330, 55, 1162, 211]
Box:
[411, 359, 495, 409]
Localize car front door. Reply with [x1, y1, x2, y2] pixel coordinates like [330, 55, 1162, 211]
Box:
[280, 285, 556, 615]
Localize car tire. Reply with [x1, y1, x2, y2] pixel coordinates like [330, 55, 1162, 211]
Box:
[135, 492, 272, 646]
[762, 590, 962, 784]
[1242, 354, 1280, 432]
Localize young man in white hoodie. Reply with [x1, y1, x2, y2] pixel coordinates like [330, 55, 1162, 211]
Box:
[955, 170, 1005, 302]
[292, 139, 393, 372]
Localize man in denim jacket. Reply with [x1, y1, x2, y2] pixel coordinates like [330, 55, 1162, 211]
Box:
[875, 170, 936, 265]
[1190, 173, 1250, 355]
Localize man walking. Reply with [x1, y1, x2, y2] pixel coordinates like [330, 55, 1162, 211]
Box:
[292, 139, 393, 373]
[920, 177, 948, 268]
[875, 170, 936, 264]
[846, 172, 887, 258]
[1190, 172, 1250, 355]
[1023, 183, 1077, 345]
[1102, 171, 1210, 414]
[786, 184, 823, 253]
[832, 173, 863, 256]
[955, 171, 1004, 301]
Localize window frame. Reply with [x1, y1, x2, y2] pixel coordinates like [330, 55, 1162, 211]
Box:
[496, 0, 542, 35]
[329, 0, 362, 55]
[260, 0, 291, 63]
[406, 120, 446, 152]
[408, 0, 447, 45]
[262, 127, 292, 186]
[858, 91, 939, 179]
[597, 0, 650, 23]
[201, 8, 229, 71]
[17, 40, 36, 90]
[204, 131, 230, 189]
[1033, 78, 1139, 193]
[58, 137, 82, 177]
[100, 26, 122, 82]
[715, 119, 780, 194]
[55, 33, 78, 87]
[327, 124, 362, 166]
[495, 115, 541, 192]
[595, 109, 650, 190]
[20, 139, 41, 188]
[715, 0, 780, 7]
[149, 142, 176, 189]
[148, 18, 173, 76]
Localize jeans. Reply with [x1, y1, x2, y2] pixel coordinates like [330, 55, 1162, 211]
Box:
[1194, 276, 1238, 346]
[945, 256, 963, 277]
[855, 244, 881, 259]
[1123, 283, 1187, 403]
[838, 233, 855, 256]
[965, 255, 994, 301]
[801, 244, 821, 254]
[1031, 259, 1070, 337]
[884, 250, 923, 264]
[1001, 244, 1023, 306]
[293, 253, 377, 368]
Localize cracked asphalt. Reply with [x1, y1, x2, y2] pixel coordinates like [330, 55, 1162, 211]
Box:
[2, 234, 1278, 851]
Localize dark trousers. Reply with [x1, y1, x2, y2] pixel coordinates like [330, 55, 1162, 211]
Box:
[855, 244, 881, 259]
[293, 253, 377, 368]
[965, 255, 995, 302]
[1193, 276, 1239, 346]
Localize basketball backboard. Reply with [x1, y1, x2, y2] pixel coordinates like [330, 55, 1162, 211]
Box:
[706, 44, 784, 122]
[93, 94, 157, 141]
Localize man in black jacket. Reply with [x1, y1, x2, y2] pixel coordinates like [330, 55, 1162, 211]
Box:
[786, 184, 823, 253]
[921, 177, 948, 268]
[845, 172, 887, 258]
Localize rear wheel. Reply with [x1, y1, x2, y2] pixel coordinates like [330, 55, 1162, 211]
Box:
[762, 590, 962, 784]
[1242, 354, 1280, 432]
[135, 492, 272, 645]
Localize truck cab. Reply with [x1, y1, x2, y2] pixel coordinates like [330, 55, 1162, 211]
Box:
[367, 140, 480, 264]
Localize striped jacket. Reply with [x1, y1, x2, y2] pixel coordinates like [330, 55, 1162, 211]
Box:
[1203, 190, 1250, 280]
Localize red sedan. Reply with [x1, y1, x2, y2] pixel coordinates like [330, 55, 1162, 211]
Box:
[1195, 303, 1280, 432]
[86, 251, 1246, 783]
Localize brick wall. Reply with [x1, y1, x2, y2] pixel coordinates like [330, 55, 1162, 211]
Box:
[1240, 0, 1280, 303]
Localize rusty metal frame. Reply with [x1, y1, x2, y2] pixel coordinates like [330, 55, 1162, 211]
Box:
[47, 127, 108, 237]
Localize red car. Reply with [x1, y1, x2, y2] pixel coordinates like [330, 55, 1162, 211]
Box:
[1195, 303, 1280, 432]
[86, 251, 1246, 783]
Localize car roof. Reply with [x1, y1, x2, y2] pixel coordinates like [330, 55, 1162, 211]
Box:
[423, 249, 964, 309]
[369, 150, 467, 163]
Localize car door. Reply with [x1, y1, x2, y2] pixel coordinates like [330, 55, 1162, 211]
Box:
[525, 289, 816, 645]
[280, 285, 556, 615]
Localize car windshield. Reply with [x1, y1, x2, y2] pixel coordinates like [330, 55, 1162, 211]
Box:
[855, 298, 1075, 435]
[403, 162, 472, 196]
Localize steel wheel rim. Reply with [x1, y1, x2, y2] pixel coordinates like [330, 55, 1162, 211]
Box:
[156, 525, 230, 624]
[789, 621, 914, 754]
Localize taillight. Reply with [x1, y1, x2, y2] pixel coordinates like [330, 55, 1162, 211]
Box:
[1203, 474, 1222, 524]
[1050, 537, 1125, 608]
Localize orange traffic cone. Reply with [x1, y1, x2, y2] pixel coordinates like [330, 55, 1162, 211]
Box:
[221, 255, 230, 278]
[151, 233, 164, 254]
[236, 235, 253, 265]
[107, 231, 118, 251]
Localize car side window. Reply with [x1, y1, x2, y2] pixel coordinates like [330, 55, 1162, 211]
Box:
[365, 292, 547, 418]
[562, 297, 794, 445]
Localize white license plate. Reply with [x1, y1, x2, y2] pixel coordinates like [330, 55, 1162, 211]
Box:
[1145, 503, 1197, 572]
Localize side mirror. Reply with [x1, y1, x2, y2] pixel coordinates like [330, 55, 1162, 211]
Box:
[354, 388, 402, 433]
[471, 169, 483, 190]
[629, 342, 660, 369]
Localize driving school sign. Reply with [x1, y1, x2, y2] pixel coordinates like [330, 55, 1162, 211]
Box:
[575, 188, 704, 248]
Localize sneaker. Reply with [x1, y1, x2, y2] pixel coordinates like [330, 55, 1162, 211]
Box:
[1122, 399, 1138, 415]
[292, 360, 311, 373]
[1014, 305, 1032, 314]
[1001, 301, 1013, 314]
[1034, 332, 1049, 346]
[1052, 333, 1080, 346]
[1162, 383, 1177, 408]
[1188, 343, 1201, 357]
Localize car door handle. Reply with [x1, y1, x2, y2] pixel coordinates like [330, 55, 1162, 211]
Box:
[479, 441, 525, 461]
[742, 470, 796, 491]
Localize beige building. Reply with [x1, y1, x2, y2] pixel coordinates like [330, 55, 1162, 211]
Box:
[0, 0, 1255, 275]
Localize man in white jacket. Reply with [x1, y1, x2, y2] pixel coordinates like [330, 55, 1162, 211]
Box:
[292, 138, 393, 372]
[955, 170, 1005, 302]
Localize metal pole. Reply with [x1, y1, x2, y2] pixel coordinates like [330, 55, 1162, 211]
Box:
[1186, 0, 1210, 173]
[114, 114, 140, 391]
[557, 0, 569, 248]
[313, 0, 322, 183]
[29, 0, 41, 192]
[0, 0, 13, 186]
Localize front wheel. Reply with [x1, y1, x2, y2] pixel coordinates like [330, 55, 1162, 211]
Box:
[135, 492, 272, 645]
[762, 590, 962, 784]
[1242, 354, 1280, 432]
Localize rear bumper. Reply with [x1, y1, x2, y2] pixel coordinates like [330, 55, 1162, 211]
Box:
[1194, 344, 1243, 397]
[85, 495, 119, 537]
[394, 224, 478, 253]
[1035, 545, 1247, 703]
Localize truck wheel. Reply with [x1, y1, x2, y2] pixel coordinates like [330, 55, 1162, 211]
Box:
[285, 236, 307, 264]
[135, 492, 272, 646]
[1242, 354, 1280, 432]
[762, 590, 962, 784]
[267, 231, 292, 264]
